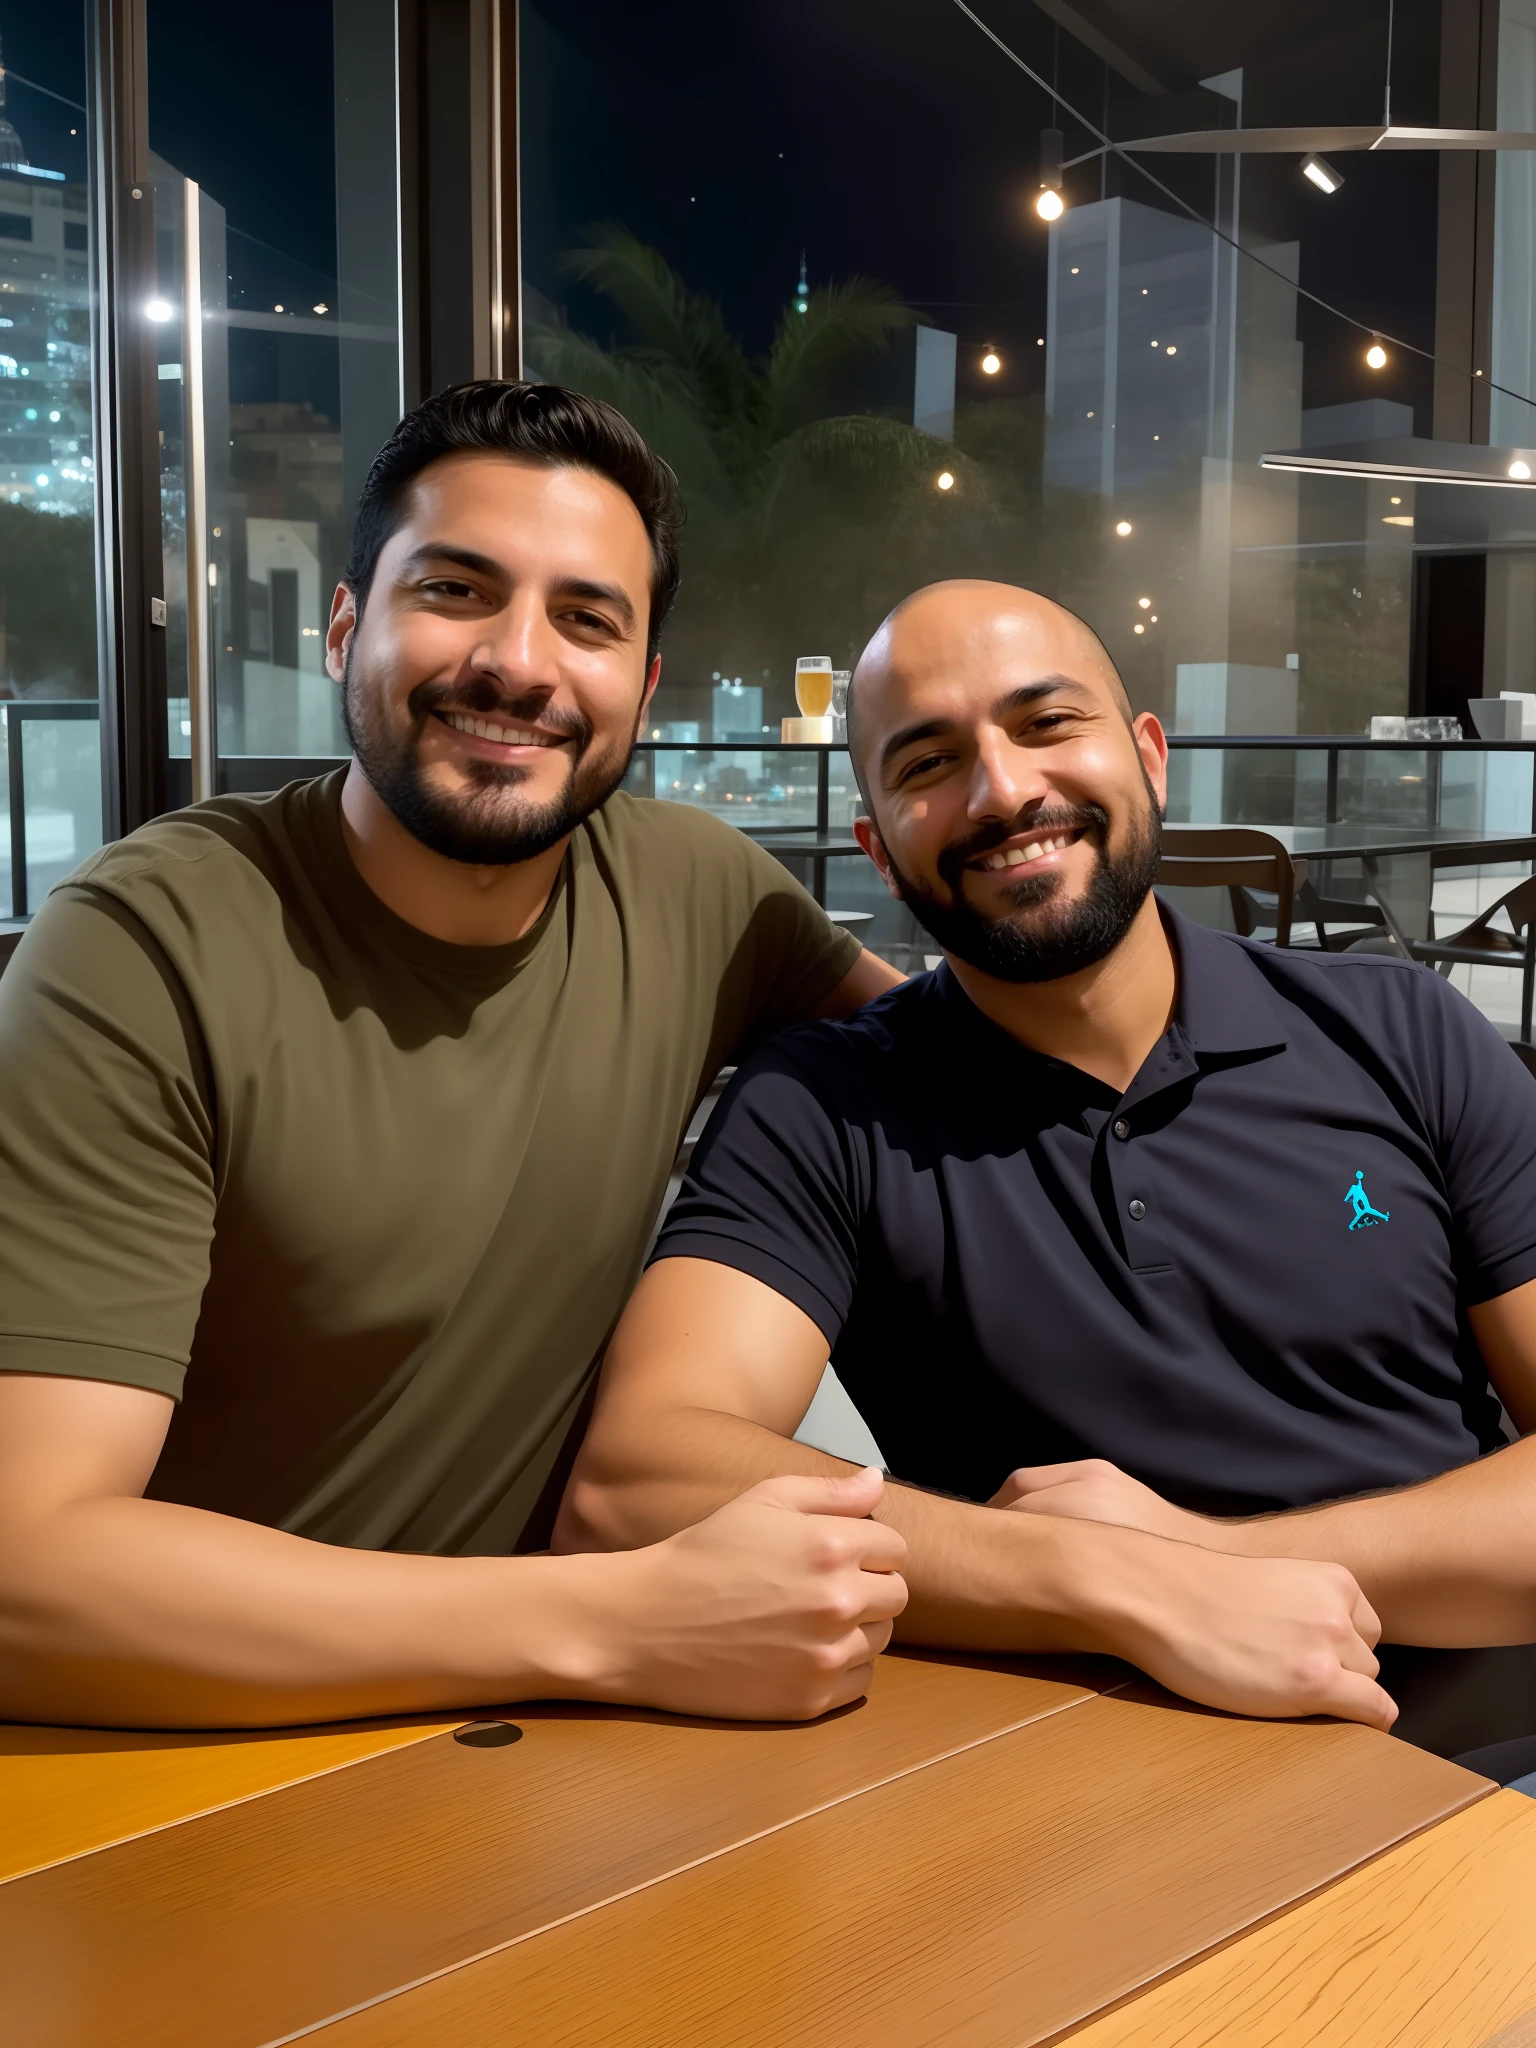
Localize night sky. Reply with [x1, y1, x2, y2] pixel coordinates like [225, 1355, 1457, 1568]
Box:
[7, 0, 1449, 425]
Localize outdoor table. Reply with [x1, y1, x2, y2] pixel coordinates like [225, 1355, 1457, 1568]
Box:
[6, 1649, 1534, 2047]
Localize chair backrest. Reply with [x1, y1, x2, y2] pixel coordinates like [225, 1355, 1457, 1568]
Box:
[1485, 872, 1536, 938]
[1157, 828, 1307, 946]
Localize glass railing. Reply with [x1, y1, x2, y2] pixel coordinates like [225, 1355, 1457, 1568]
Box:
[0, 702, 103, 920]
[628, 736, 1536, 843]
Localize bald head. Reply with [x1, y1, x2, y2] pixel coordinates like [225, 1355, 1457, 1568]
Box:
[843, 579, 1167, 986]
[848, 581, 1132, 804]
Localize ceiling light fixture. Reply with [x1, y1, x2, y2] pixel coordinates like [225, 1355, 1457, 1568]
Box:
[1115, 520, 1133, 536]
[981, 349, 1001, 374]
[1511, 460, 1532, 479]
[1301, 154, 1344, 194]
[145, 298, 173, 322]
[1366, 338, 1388, 369]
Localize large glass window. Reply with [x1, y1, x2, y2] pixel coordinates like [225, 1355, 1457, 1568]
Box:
[0, 12, 104, 912]
[520, 0, 1442, 759]
[147, 0, 400, 776]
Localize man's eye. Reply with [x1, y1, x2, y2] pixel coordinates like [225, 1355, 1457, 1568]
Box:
[899, 753, 950, 783]
[422, 579, 479, 600]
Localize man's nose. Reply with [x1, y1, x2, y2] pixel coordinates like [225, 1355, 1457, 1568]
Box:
[965, 732, 1051, 824]
[475, 595, 564, 689]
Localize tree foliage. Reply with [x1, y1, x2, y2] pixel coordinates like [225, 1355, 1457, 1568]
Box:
[526, 227, 1055, 720]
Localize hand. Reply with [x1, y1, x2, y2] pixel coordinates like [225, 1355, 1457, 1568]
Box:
[990, 1459, 1219, 1548]
[1096, 1531, 1397, 1731]
[590, 1467, 910, 1722]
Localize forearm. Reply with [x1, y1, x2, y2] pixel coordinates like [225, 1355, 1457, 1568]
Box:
[1211, 1438, 1536, 1646]
[0, 1492, 628, 1729]
[562, 1402, 1199, 1657]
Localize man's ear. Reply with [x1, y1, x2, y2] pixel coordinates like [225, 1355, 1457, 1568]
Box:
[853, 815, 904, 901]
[326, 583, 356, 685]
[1133, 711, 1169, 813]
[636, 654, 662, 735]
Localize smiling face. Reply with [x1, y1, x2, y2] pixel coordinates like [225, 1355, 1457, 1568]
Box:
[327, 451, 659, 867]
[850, 582, 1168, 984]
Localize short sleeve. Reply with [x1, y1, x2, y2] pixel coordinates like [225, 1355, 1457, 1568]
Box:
[1422, 972, 1536, 1304]
[712, 827, 862, 1038]
[0, 884, 216, 1396]
[649, 1036, 866, 1345]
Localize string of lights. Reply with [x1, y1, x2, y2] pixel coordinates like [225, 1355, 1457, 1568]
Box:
[945, 0, 1536, 418]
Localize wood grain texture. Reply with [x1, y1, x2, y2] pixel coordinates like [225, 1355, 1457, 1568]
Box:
[0, 1714, 465, 1884]
[1062, 1789, 1536, 2048]
[0, 1650, 1106, 2048]
[307, 1686, 1490, 2048]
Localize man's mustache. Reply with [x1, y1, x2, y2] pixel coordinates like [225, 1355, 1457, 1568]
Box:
[936, 803, 1110, 891]
[406, 680, 592, 751]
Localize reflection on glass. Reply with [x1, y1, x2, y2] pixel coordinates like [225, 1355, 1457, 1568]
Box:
[0, 42, 98, 713]
[148, 0, 400, 766]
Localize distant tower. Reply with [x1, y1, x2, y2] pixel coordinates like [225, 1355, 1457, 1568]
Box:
[794, 250, 809, 317]
[0, 38, 26, 169]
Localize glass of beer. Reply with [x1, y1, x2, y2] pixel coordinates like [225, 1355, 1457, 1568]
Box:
[795, 656, 835, 719]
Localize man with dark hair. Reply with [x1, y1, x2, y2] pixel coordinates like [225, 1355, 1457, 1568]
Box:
[0, 380, 908, 1731]
[564, 579, 1536, 1758]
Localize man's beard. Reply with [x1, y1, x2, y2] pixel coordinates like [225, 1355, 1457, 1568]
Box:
[342, 647, 638, 867]
[886, 778, 1164, 984]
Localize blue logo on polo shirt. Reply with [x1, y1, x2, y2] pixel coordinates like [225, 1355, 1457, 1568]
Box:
[1345, 1170, 1390, 1230]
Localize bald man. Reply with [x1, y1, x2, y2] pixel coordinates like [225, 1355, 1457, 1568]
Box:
[559, 580, 1536, 1759]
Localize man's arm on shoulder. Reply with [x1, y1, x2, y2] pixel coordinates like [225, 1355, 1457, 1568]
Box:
[558, 1256, 1395, 1728]
[806, 946, 907, 1018]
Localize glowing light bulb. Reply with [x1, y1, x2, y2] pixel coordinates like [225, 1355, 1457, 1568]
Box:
[1036, 188, 1064, 222]
[313, 302, 328, 315]
[145, 298, 173, 322]
[1511, 460, 1532, 480]
[1115, 520, 1133, 537]
[1133, 623, 1145, 635]
[1138, 597, 1152, 609]
[981, 350, 1001, 375]
[936, 471, 955, 491]
[1365, 341, 1388, 369]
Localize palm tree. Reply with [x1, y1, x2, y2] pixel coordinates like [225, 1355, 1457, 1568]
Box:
[524, 227, 971, 707]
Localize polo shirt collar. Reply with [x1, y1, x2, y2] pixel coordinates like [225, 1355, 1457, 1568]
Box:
[1162, 901, 1290, 1059]
[928, 896, 1288, 1089]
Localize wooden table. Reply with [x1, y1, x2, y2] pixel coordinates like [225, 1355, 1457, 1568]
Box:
[4, 1649, 1535, 2048]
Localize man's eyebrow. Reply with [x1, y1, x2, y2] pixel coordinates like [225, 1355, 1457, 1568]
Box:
[878, 675, 1096, 774]
[396, 542, 506, 582]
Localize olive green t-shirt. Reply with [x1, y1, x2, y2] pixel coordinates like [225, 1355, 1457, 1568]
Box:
[0, 773, 859, 1553]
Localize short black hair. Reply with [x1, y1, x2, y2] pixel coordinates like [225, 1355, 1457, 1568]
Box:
[344, 380, 684, 662]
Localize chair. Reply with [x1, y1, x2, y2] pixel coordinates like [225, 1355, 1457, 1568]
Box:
[1157, 828, 1308, 948]
[1410, 873, 1536, 1045]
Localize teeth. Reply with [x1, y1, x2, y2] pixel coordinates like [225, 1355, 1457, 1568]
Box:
[444, 711, 552, 746]
[979, 833, 1074, 871]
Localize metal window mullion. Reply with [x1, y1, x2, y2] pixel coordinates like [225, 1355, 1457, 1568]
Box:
[182, 179, 215, 805]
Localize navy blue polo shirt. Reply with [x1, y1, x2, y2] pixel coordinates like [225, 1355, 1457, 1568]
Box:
[652, 904, 1536, 1515]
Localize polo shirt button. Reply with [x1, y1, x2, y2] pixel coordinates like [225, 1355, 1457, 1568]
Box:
[1128, 1198, 1147, 1221]
[1113, 1118, 1130, 1141]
